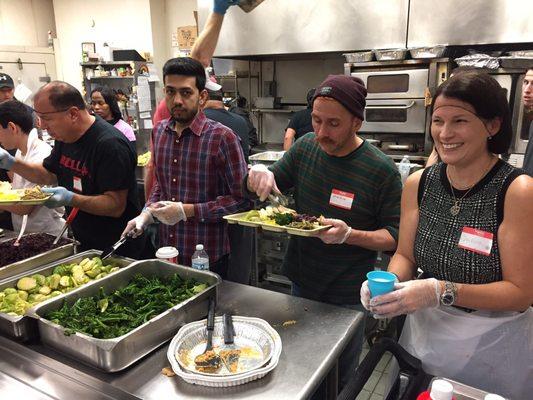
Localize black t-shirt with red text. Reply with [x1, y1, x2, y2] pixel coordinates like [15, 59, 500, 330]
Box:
[43, 116, 141, 254]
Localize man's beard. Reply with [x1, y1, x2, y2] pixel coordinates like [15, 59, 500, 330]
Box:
[172, 105, 198, 125]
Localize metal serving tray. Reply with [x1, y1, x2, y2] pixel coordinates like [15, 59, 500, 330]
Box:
[0, 233, 77, 281]
[0, 250, 133, 341]
[29, 259, 220, 372]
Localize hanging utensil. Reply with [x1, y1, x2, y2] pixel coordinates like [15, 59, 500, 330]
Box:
[219, 313, 241, 373]
[194, 297, 221, 373]
[13, 214, 28, 247]
[52, 207, 79, 245]
[100, 232, 134, 261]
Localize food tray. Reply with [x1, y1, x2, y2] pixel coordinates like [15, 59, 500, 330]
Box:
[343, 51, 373, 63]
[249, 151, 285, 165]
[0, 233, 77, 281]
[499, 56, 533, 69]
[0, 250, 133, 341]
[224, 212, 331, 237]
[29, 259, 220, 372]
[409, 45, 447, 59]
[0, 189, 52, 206]
[168, 316, 282, 387]
[373, 48, 407, 61]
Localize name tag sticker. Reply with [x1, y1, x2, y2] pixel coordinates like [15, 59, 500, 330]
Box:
[73, 176, 83, 193]
[329, 189, 354, 210]
[458, 227, 493, 256]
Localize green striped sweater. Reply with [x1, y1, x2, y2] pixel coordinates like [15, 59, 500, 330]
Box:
[271, 133, 402, 305]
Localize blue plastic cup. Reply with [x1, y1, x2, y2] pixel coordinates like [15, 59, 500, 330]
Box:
[367, 271, 396, 298]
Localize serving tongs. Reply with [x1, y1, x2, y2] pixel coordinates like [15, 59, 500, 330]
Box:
[267, 189, 289, 208]
[52, 207, 79, 245]
[219, 313, 241, 373]
[13, 214, 28, 247]
[194, 297, 221, 372]
[100, 231, 134, 261]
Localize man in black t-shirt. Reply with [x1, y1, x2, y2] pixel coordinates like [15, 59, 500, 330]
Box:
[0, 81, 143, 257]
[283, 88, 315, 151]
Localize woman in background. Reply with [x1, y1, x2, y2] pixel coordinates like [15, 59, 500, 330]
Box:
[90, 86, 136, 142]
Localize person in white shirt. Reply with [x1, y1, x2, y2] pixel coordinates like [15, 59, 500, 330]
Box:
[0, 100, 64, 235]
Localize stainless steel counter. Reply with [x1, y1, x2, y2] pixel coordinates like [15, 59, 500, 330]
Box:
[0, 281, 363, 399]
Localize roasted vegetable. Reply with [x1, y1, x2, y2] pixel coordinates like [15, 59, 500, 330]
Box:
[45, 273, 209, 339]
[0, 233, 70, 267]
[0, 257, 122, 316]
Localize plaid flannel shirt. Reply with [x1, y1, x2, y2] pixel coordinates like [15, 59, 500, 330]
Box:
[148, 111, 250, 264]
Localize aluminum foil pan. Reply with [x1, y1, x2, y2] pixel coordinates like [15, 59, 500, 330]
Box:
[373, 48, 407, 61]
[175, 317, 274, 376]
[343, 51, 373, 63]
[168, 316, 282, 387]
[409, 45, 447, 59]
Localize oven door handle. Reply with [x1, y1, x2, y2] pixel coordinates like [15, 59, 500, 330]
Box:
[365, 101, 416, 110]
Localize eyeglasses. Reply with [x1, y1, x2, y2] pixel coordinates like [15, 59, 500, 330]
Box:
[34, 108, 73, 119]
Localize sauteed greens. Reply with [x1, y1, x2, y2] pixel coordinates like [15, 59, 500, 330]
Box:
[46, 273, 208, 339]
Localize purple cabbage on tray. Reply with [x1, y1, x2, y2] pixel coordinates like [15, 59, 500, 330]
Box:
[0, 233, 71, 267]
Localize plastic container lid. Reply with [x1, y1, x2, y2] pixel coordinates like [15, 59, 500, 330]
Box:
[156, 246, 179, 259]
[195, 244, 204, 251]
[430, 380, 454, 400]
[484, 395, 505, 400]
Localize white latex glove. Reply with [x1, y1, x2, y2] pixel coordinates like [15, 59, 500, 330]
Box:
[148, 201, 187, 225]
[360, 280, 370, 310]
[369, 278, 441, 319]
[317, 218, 352, 244]
[122, 210, 154, 238]
[247, 164, 279, 202]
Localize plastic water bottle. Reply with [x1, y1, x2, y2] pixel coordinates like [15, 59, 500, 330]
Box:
[191, 244, 209, 271]
[398, 155, 411, 185]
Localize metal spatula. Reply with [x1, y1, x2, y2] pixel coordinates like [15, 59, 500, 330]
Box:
[13, 214, 28, 247]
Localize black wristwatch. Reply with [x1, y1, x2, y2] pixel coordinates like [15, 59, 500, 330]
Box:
[440, 281, 458, 306]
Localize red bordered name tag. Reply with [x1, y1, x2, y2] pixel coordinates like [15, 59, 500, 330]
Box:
[329, 189, 354, 210]
[458, 227, 493, 256]
[73, 176, 83, 193]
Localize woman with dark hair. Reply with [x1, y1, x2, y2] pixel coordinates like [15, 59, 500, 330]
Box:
[361, 71, 532, 398]
[90, 86, 135, 142]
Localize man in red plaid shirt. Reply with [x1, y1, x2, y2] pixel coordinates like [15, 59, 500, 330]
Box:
[123, 58, 250, 278]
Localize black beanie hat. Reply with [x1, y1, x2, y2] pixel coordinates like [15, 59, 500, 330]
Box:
[313, 75, 367, 120]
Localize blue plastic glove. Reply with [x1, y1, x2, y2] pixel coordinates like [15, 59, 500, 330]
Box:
[214, 0, 239, 15]
[42, 186, 74, 208]
[0, 147, 15, 170]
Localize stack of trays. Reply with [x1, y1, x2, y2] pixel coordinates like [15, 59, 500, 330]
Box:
[167, 316, 282, 387]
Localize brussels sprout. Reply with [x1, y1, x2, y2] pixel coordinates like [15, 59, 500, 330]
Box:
[53, 264, 72, 276]
[59, 276, 71, 287]
[95, 272, 108, 280]
[192, 283, 208, 294]
[109, 267, 120, 273]
[86, 266, 101, 278]
[0, 292, 5, 302]
[17, 290, 28, 301]
[4, 293, 19, 304]
[50, 290, 62, 297]
[3, 288, 17, 295]
[17, 277, 37, 292]
[71, 264, 84, 276]
[80, 258, 94, 271]
[31, 274, 46, 286]
[39, 286, 52, 295]
[31, 294, 47, 303]
[92, 257, 103, 267]
[47, 274, 61, 290]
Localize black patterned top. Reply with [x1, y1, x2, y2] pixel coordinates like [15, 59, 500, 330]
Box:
[414, 160, 523, 284]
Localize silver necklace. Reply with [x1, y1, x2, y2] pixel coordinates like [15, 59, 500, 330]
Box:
[447, 158, 494, 216]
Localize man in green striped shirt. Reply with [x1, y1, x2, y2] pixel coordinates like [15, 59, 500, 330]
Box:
[247, 75, 401, 394]
[248, 75, 402, 305]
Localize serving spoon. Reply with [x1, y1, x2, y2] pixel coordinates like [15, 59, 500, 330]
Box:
[13, 214, 28, 247]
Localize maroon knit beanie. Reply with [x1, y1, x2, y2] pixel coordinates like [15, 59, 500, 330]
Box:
[313, 75, 367, 120]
